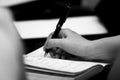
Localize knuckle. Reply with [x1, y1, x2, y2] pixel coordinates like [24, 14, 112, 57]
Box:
[63, 28, 71, 31]
[60, 28, 71, 34]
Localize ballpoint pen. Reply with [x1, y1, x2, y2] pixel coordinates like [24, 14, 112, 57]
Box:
[44, 3, 71, 56]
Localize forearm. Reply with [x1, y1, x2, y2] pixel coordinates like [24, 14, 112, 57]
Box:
[0, 8, 25, 80]
[88, 35, 120, 62]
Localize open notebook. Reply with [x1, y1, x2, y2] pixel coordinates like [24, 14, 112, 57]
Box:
[24, 47, 107, 76]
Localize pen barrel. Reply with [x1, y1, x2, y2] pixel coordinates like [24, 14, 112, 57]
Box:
[52, 26, 61, 38]
[44, 3, 71, 56]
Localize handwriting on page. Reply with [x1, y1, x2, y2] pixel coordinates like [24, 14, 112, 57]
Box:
[25, 47, 51, 58]
[24, 47, 107, 73]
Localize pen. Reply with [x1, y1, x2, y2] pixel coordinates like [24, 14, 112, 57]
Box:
[44, 3, 71, 56]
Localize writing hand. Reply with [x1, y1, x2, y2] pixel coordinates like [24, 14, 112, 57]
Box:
[44, 28, 92, 60]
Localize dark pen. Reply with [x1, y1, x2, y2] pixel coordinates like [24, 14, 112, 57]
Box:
[44, 3, 71, 56]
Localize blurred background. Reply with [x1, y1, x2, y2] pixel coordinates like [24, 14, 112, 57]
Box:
[8, 0, 100, 21]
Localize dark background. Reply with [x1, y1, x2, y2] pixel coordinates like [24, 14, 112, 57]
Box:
[9, 0, 98, 21]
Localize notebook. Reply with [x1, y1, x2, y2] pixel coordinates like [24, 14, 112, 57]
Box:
[24, 47, 107, 80]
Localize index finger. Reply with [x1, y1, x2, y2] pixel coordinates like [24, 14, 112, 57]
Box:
[43, 32, 53, 51]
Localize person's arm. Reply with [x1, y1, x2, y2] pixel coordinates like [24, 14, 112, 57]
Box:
[90, 35, 120, 62]
[0, 8, 25, 80]
[44, 29, 120, 63]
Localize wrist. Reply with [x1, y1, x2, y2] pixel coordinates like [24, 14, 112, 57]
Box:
[87, 39, 117, 62]
[81, 40, 96, 60]
[75, 40, 94, 60]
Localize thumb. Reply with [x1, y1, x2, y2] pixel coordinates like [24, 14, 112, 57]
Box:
[44, 39, 64, 49]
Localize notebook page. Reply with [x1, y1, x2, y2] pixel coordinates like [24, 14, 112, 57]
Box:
[24, 47, 107, 73]
[25, 57, 107, 73]
[24, 47, 51, 58]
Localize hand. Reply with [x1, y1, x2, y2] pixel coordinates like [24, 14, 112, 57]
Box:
[44, 28, 92, 60]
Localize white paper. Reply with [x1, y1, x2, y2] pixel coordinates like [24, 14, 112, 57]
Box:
[15, 16, 107, 39]
[24, 47, 107, 73]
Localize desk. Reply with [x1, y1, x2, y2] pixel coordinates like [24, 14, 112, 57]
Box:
[14, 16, 107, 39]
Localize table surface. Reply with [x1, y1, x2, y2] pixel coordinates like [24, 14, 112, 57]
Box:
[14, 16, 107, 39]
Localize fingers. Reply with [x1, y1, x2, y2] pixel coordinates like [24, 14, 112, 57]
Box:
[44, 28, 76, 53]
[44, 38, 64, 49]
[44, 29, 70, 50]
[44, 32, 53, 50]
[49, 48, 67, 59]
[59, 28, 80, 39]
[59, 28, 72, 38]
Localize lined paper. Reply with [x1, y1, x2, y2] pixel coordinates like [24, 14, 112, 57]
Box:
[24, 47, 107, 73]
